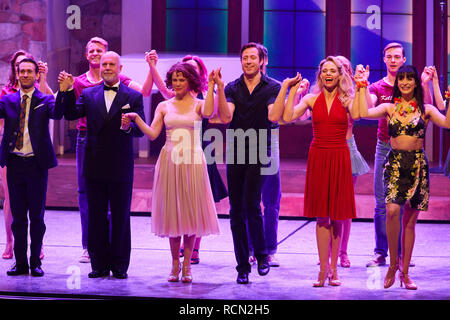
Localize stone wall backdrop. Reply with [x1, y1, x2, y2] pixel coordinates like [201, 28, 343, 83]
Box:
[68, 0, 122, 76]
[0, 0, 48, 87]
[64, 0, 122, 152]
[0, 0, 123, 153]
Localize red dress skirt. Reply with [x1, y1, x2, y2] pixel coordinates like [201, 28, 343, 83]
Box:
[303, 92, 356, 220]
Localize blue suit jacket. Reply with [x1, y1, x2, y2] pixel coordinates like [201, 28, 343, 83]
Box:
[60, 82, 145, 183]
[0, 89, 64, 170]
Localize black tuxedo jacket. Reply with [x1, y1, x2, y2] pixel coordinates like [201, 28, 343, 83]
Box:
[61, 82, 145, 183]
[0, 89, 64, 170]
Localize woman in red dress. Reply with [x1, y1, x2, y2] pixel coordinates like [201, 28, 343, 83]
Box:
[276, 56, 358, 286]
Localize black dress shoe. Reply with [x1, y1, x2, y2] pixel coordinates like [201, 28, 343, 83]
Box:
[7, 264, 29, 276]
[112, 271, 128, 279]
[88, 270, 110, 278]
[30, 266, 44, 277]
[257, 256, 270, 276]
[236, 272, 249, 284]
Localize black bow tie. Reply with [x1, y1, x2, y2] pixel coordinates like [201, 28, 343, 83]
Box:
[104, 85, 118, 92]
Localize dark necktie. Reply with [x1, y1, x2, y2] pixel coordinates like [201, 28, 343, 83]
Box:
[15, 95, 28, 150]
[104, 85, 118, 92]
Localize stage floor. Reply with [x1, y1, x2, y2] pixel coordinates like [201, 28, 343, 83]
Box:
[0, 210, 449, 305]
[10, 154, 448, 221]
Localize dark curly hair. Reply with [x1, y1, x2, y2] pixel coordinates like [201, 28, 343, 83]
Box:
[182, 55, 208, 92]
[165, 62, 203, 94]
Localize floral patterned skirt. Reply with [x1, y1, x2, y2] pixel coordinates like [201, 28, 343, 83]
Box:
[383, 149, 429, 211]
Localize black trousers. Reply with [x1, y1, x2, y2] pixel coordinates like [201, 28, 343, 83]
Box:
[227, 163, 267, 273]
[7, 154, 48, 268]
[86, 178, 132, 274]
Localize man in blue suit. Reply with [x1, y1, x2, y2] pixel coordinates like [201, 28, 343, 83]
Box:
[0, 58, 65, 277]
[57, 51, 145, 279]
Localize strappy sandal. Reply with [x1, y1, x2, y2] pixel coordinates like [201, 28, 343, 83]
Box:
[339, 253, 350, 268]
[190, 249, 200, 264]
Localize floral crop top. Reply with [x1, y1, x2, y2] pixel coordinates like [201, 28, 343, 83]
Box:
[388, 114, 426, 139]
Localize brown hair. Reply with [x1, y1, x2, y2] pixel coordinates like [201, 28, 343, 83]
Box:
[383, 42, 405, 57]
[7, 50, 35, 89]
[165, 62, 203, 94]
[17, 58, 39, 75]
[182, 55, 208, 92]
[240, 42, 265, 62]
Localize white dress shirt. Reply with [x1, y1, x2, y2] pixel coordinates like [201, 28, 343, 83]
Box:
[13, 89, 35, 157]
[104, 81, 120, 113]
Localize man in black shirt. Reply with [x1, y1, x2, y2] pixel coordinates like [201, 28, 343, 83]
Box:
[213, 42, 281, 284]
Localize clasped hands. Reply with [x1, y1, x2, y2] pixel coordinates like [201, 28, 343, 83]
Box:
[58, 71, 75, 92]
[421, 65, 437, 84]
[354, 64, 370, 83]
[282, 73, 310, 96]
[145, 50, 158, 68]
[121, 112, 139, 131]
[208, 67, 225, 90]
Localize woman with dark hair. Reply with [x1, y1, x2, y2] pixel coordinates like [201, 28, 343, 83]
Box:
[124, 62, 220, 283]
[0, 50, 52, 259]
[145, 51, 227, 264]
[276, 56, 359, 287]
[358, 65, 450, 290]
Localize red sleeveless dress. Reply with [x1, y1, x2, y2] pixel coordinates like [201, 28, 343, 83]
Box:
[303, 92, 356, 220]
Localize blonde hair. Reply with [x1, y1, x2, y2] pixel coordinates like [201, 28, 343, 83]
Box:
[311, 56, 354, 106]
[383, 42, 404, 57]
[85, 37, 108, 53]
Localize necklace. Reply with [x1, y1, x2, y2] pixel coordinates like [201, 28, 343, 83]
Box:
[393, 98, 418, 117]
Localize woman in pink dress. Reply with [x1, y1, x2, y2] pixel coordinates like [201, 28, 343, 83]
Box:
[124, 62, 220, 283]
[145, 51, 227, 264]
[0, 50, 52, 259]
[276, 56, 359, 287]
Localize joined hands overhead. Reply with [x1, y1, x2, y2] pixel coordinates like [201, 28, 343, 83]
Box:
[355, 64, 370, 83]
[145, 50, 158, 68]
[208, 67, 224, 89]
[57, 71, 74, 92]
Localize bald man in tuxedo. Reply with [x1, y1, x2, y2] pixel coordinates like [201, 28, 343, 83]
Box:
[57, 51, 145, 279]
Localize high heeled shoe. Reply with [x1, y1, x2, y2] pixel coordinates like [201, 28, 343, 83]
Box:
[181, 265, 192, 283]
[384, 265, 398, 289]
[313, 270, 328, 287]
[399, 272, 417, 290]
[328, 268, 342, 286]
[2, 242, 13, 259]
[168, 262, 181, 282]
[190, 249, 200, 265]
[339, 253, 351, 268]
